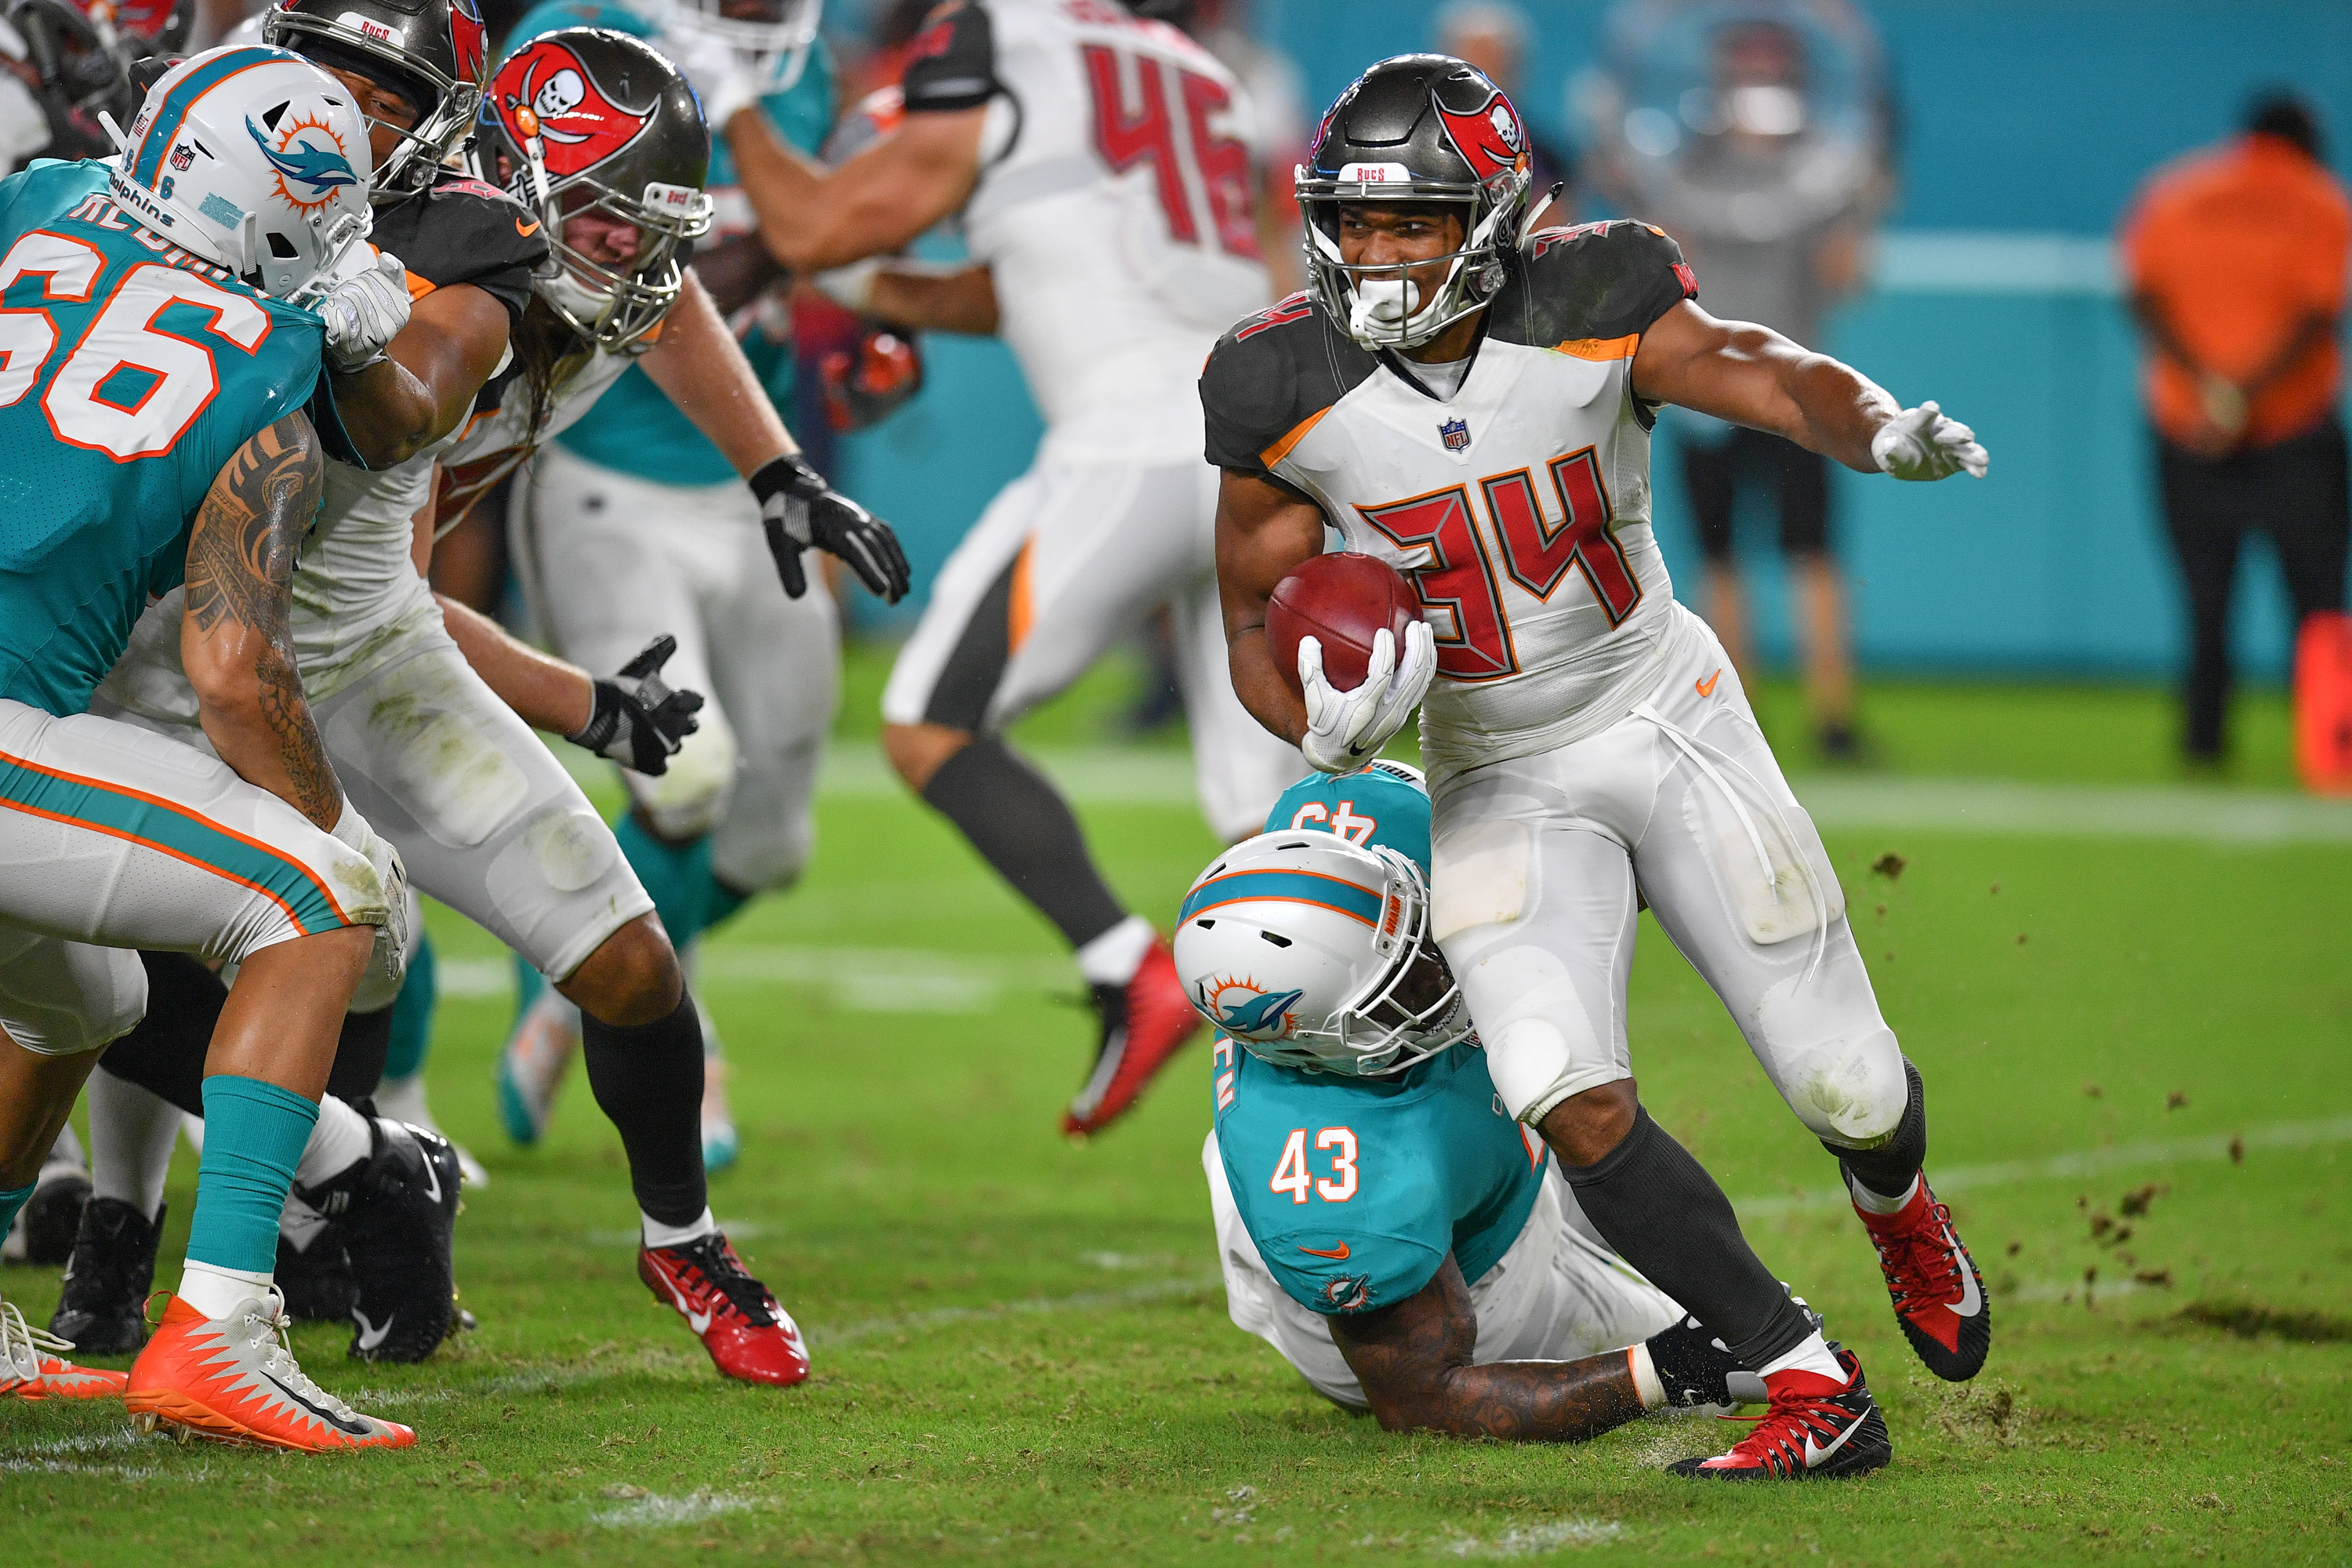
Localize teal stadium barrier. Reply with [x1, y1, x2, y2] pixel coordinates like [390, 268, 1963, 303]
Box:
[831, 0, 2352, 679]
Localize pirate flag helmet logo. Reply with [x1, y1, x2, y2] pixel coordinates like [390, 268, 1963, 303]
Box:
[492, 37, 653, 180]
[1434, 85, 1530, 185]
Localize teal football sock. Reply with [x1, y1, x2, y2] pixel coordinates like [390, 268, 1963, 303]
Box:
[0, 1181, 31, 1239]
[614, 813, 747, 947]
[187, 1076, 318, 1276]
[383, 930, 437, 1082]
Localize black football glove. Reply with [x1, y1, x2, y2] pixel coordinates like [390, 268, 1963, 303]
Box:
[750, 454, 911, 604]
[566, 635, 704, 776]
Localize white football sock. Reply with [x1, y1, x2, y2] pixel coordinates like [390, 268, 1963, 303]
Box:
[1849, 1171, 1920, 1216]
[641, 1205, 717, 1249]
[176, 1260, 271, 1320]
[1628, 1343, 1666, 1410]
[1075, 915, 1153, 987]
[292, 1095, 372, 1190]
[1758, 1331, 1845, 1384]
[88, 1071, 181, 1221]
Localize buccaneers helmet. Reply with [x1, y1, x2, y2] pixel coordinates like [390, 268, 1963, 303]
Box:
[481, 27, 713, 351]
[1173, 829, 1470, 1078]
[262, 0, 488, 202]
[1296, 53, 1534, 350]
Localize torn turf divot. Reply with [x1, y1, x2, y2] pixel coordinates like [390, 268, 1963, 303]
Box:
[1443, 1519, 1624, 1556]
[592, 1489, 760, 1529]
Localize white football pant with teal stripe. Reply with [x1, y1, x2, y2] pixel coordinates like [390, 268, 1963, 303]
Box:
[0, 698, 385, 1056]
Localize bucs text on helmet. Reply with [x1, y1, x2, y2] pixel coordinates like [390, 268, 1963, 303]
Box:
[108, 44, 376, 303]
[263, 0, 488, 203]
[646, 0, 822, 97]
[1173, 829, 1472, 1078]
[480, 27, 713, 352]
[1298, 53, 1534, 350]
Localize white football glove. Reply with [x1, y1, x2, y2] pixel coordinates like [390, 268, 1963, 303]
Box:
[329, 803, 408, 1012]
[1298, 621, 1436, 775]
[317, 249, 412, 375]
[1871, 400, 1989, 481]
[669, 31, 760, 134]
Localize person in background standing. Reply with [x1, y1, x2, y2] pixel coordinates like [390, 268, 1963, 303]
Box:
[2122, 93, 2351, 766]
[1435, 0, 1573, 212]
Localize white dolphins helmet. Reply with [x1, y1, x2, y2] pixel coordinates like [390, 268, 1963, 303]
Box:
[1174, 829, 1471, 1077]
[108, 45, 375, 303]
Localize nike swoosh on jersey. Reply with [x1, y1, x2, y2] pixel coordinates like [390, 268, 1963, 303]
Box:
[515, 217, 541, 236]
[262, 1371, 373, 1435]
[352, 1309, 393, 1352]
[1298, 1243, 1351, 1260]
[1803, 1410, 1865, 1468]
[1696, 669, 1721, 698]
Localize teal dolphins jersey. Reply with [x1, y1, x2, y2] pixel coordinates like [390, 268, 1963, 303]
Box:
[503, 0, 835, 487]
[1211, 766, 1548, 1316]
[0, 160, 324, 716]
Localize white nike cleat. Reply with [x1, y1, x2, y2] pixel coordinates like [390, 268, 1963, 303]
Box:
[124, 1290, 414, 1450]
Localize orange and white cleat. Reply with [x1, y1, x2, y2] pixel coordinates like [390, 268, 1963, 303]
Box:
[123, 1290, 414, 1450]
[1062, 938, 1202, 1138]
[2, 1294, 125, 1401]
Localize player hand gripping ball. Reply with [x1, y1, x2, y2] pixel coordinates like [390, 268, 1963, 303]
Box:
[1298, 620, 1436, 775]
[316, 250, 415, 375]
[567, 634, 705, 776]
[1871, 401, 1989, 481]
[750, 455, 913, 604]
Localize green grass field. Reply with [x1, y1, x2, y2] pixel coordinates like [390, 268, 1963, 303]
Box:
[4, 649, 2348, 1566]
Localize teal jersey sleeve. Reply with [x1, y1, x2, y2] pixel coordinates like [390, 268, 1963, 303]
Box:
[1210, 1036, 1546, 1316]
[538, 20, 837, 486]
[0, 160, 322, 716]
[1262, 764, 1433, 870]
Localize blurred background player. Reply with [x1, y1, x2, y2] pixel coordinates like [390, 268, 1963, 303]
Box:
[1181, 763, 1822, 1446]
[1590, 0, 1892, 759]
[492, 0, 863, 1179]
[707, 0, 1306, 1137]
[2122, 91, 2350, 768]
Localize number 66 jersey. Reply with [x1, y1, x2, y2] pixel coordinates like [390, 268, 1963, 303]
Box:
[1200, 221, 1701, 774]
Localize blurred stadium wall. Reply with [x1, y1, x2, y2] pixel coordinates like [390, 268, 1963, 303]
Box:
[830, 0, 2352, 680]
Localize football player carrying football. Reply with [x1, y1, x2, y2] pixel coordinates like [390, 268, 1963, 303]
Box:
[698, 0, 1307, 1137]
[0, 49, 413, 1448]
[1206, 56, 1989, 1481]
[1181, 761, 1809, 1442]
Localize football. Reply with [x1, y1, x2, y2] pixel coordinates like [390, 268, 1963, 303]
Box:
[1267, 552, 1423, 696]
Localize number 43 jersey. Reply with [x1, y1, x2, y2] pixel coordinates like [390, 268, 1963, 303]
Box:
[1200, 221, 1700, 774]
[0, 160, 323, 717]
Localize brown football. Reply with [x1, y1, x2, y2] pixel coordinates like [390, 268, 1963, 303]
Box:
[1267, 552, 1422, 697]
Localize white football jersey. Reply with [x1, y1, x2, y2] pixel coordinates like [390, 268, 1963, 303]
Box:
[901, 0, 1271, 464]
[1202, 222, 1704, 775]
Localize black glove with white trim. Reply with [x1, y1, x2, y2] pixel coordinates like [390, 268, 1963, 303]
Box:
[567, 635, 703, 776]
[750, 453, 911, 604]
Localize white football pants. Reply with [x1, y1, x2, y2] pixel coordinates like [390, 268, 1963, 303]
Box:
[514, 445, 840, 895]
[1431, 603, 1907, 1148]
[880, 456, 1303, 843]
[1206, 1131, 1681, 1410]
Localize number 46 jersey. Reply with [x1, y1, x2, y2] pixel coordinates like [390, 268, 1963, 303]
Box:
[0, 160, 323, 718]
[902, 0, 1269, 466]
[1200, 221, 1700, 775]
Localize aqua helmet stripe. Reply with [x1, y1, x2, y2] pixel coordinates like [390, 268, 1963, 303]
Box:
[132, 47, 304, 189]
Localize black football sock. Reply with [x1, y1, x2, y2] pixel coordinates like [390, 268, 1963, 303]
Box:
[325, 1004, 396, 1106]
[580, 993, 707, 1229]
[1563, 1105, 1815, 1372]
[920, 737, 1127, 949]
[1828, 1054, 1928, 1203]
[96, 953, 227, 1117]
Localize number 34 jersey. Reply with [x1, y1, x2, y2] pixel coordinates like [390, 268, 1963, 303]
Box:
[902, 0, 1269, 466]
[0, 160, 323, 717]
[1200, 221, 1700, 774]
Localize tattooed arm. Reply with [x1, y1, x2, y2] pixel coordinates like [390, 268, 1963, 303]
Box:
[181, 412, 343, 830]
[1323, 1254, 1653, 1440]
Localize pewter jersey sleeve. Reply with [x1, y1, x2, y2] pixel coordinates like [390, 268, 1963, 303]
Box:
[1202, 221, 1700, 772]
[903, 0, 1269, 465]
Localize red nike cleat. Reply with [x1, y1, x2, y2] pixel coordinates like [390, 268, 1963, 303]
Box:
[1669, 1345, 1891, 1479]
[123, 1292, 414, 1450]
[1856, 1176, 1990, 1381]
[1062, 938, 1202, 1138]
[638, 1232, 809, 1387]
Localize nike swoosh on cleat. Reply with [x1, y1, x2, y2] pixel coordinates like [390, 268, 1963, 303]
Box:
[1298, 1243, 1351, 1260]
[1803, 1412, 1865, 1468]
[417, 1146, 442, 1207]
[261, 1372, 373, 1436]
[352, 1309, 394, 1352]
[1949, 1234, 1984, 1317]
[685, 1305, 715, 1336]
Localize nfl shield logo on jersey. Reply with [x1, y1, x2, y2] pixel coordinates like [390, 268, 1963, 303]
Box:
[1439, 417, 1471, 452]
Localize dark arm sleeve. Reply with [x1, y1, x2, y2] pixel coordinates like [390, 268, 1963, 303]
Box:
[901, 1, 998, 114]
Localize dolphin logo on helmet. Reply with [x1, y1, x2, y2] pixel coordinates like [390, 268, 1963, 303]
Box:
[246, 116, 361, 201]
[1210, 985, 1305, 1040]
